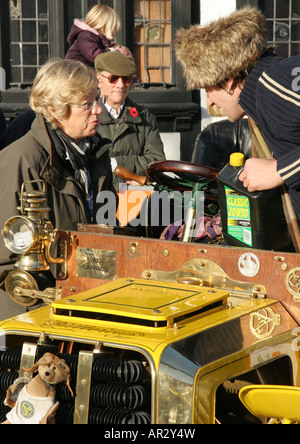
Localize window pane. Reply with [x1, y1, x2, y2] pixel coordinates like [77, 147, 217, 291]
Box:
[292, 0, 300, 17]
[275, 43, 289, 58]
[22, 21, 37, 42]
[22, 0, 36, 18]
[10, 21, 20, 42]
[11, 44, 21, 65]
[11, 67, 21, 84]
[39, 22, 48, 42]
[23, 67, 37, 83]
[259, 0, 274, 19]
[291, 21, 300, 41]
[23, 45, 37, 65]
[38, 0, 48, 18]
[291, 43, 300, 55]
[276, 0, 290, 18]
[39, 45, 48, 65]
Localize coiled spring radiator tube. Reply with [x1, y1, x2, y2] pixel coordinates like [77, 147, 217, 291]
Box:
[0, 348, 151, 424]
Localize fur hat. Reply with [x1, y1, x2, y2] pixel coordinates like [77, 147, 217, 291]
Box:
[174, 7, 271, 89]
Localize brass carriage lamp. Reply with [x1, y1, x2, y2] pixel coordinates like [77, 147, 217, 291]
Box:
[2, 180, 64, 271]
[3, 214, 53, 272]
[2, 180, 66, 306]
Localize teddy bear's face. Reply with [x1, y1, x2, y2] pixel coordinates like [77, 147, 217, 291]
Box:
[38, 359, 69, 386]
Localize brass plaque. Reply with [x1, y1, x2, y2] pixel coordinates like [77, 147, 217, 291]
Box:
[250, 307, 281, 340]
[76, 248, 116, 280]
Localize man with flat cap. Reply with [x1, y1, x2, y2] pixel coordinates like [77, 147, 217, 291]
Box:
[95, 51, 165, 190]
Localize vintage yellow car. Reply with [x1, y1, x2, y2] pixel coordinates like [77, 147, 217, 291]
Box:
[1, 161, 300, 425]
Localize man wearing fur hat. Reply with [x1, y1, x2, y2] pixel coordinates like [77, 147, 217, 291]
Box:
[174, 7, 300, 222]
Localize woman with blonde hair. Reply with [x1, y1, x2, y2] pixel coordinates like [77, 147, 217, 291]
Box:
[66, 4, 131, 67]
[0, 58, 117, 319]
[0, 58, 115, 259]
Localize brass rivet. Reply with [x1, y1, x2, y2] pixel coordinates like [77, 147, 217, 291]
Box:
[129, 246, 136, 255]
[162, 249, 170, 257]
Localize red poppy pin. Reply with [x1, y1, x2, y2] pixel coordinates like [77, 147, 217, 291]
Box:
[128, 106, 139, 118]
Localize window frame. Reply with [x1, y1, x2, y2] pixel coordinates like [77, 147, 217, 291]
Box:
[8, 0, 51, 87]
[237, 0, 300, 58]
[1, 0, 201, 160]
[1, 0, 199, 99]
[119, 0, 199, 105]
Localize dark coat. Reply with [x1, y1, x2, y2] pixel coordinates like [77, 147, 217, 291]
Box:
[65, 20, 111, 67]
[0, 113, 115, 278]
[0, 110, 35, 150]
[97, 98, 165, 189]
[239, 53, 300, 219]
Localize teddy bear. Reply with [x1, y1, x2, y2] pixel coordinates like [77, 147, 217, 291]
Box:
[2, 352, 74, 424]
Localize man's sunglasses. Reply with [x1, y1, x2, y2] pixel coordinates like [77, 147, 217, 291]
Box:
[100, 73, 133, 85]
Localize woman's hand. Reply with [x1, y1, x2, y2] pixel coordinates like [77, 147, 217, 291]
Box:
[239, 157, 284, 192]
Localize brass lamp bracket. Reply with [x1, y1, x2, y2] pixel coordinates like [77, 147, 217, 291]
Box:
[4, 269, 62, 307]
[142, 258, 266, 299]
[13, 286, 62, 305]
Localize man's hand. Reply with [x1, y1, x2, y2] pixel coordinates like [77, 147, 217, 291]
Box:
[239, 157, 284, 192]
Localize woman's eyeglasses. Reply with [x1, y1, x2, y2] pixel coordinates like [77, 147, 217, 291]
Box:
[100, 73, 133, 85]
[69, 95, 108, 111]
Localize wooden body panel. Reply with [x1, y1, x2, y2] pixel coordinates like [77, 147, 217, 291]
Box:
[57, 229, 300, 323]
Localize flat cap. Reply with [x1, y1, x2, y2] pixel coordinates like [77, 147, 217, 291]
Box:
[94, 51, 136, 76]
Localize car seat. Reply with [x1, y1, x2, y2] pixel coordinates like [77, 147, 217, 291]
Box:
[191, 119, 252, 169]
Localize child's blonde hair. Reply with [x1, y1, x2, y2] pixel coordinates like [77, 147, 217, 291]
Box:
[85, 5, 121, 41]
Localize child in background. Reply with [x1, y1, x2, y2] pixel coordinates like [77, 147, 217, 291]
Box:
[66, 5, 131, 67]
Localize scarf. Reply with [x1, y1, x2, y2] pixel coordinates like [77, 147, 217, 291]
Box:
[54, 127, 95, 216]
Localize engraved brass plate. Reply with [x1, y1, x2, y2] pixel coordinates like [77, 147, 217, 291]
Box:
[286, 268, 300, 302]
[250, 307, 281, 340]
[76, 248, 116, 280]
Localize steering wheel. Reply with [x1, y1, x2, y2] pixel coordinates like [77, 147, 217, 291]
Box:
[146, 160, 220, 192]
